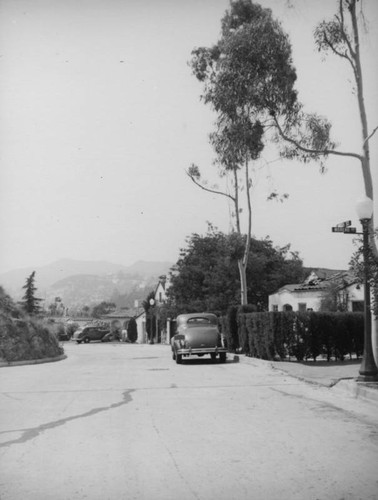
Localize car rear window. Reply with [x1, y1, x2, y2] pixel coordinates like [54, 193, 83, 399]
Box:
[187, 317, 212, 324]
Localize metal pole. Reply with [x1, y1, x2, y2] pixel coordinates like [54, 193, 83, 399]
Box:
[358, 218, 378, 382]
[155, 310, 159, 344]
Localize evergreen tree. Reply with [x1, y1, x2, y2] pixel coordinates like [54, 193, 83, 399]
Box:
[21, 271, 42, 315]
[127, 317, 138, 343]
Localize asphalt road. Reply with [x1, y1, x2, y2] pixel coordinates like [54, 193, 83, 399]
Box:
[1, 342, 377, 500]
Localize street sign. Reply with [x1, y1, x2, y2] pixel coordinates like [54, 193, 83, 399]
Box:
[332, 226, 357, 234]
[336, 220, 352, 228]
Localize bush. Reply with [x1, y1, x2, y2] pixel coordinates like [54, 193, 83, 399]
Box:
[231, 311, 364, 362]
[66, 322, 80, 338]
[0, 315, 64, 362]
[127, 318, 138, 343]
[223, 306, 239, 353]
[0, 286, 64, 363]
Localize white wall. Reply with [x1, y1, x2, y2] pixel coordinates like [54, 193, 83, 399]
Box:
[269, 284, 364, 312]
[269, 289, 324, 312]
[135, 313, 146, 344]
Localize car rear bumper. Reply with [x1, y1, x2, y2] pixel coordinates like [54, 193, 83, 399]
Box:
[176, 346, 227, 356]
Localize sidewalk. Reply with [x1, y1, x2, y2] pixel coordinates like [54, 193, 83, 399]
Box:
[232, 354, 378, 405]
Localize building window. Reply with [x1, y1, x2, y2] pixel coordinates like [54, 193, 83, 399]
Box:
[159, 292, 163, 303]
[272, 305, 278, 312]
[283, 304, 293, 312]
[298, 303, 307, 312]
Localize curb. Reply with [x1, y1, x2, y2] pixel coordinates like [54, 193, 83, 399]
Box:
[0, 353, 67, 368]
[332, 379, 378, 405]
[232, 353, 378, 405]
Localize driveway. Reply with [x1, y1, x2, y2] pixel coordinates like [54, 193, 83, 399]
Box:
[1, 342, 377, 500]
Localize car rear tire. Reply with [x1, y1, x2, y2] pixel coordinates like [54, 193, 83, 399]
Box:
[219, 353, 226, 363]
[176, 353, 183, 364]
[210, 353, 217, 361]
[76, 340, 82, 344]
[172, 351, 176, 361]
[83, 337, 90, 344]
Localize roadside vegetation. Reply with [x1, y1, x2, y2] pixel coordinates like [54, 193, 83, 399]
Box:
[188, 0, 377, 326]
[222, 307, 364, 362]
[166, 224, 304, 315]
[0, 281, 63, 363]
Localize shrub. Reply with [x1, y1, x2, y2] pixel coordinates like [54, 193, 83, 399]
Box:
[66, 322, 80, 338]
[234, 310, 364, 362]
[127, 318, 138, 343]
[223, 306, 239, 353]
[0, 315, 64, 362]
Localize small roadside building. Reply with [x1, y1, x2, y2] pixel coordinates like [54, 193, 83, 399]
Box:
[135, 275, 173, 344]
[268, 269, 364, 313]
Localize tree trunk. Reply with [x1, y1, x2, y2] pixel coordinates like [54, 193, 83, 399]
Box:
[350, 0, 378, 363]
[238, 259, 248, 305]
[238, 157, 253, 306]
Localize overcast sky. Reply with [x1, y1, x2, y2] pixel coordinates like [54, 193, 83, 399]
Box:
[0, 0, 377, 276]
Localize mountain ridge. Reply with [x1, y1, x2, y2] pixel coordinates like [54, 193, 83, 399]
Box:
[0, 258, 173, 300]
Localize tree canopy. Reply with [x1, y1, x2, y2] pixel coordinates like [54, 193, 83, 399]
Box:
[91, 301, 116, 318]
[189, 0, 306, 305]
[167, 225, 304, 314]
[190, 0, 298, 119]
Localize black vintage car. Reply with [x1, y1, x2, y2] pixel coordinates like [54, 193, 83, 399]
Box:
[171, 313, 227, 364]
[71, 326, 110, 344]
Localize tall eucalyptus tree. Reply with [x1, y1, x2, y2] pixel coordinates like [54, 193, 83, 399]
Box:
[189, 0, 307, 304]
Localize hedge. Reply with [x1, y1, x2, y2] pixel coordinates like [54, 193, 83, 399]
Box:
[222, 309, 364, 361]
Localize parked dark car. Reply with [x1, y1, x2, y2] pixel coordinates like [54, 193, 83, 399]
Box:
[171, 313, 227, 364]
[71, 326, 110, 344]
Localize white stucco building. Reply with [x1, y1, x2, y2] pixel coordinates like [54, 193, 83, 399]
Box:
[268, 270, 364, 313]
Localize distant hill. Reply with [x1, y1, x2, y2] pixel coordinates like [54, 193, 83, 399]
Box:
[0, 258, 173, 302]
[126, 260, 174, 276]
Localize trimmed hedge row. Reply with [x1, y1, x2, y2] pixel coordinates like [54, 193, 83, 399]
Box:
[222, 307, 364, 361]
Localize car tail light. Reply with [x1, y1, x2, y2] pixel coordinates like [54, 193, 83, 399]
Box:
[175, 334, 189, 349]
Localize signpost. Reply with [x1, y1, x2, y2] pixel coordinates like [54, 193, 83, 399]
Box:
[331, 220, 359, 234]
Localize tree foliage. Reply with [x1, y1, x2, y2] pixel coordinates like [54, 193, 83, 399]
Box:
[167, 225, 304, 314]
[190, 1, 298, 118]
[349, 229, 378, 318]
[21, 271, 42, 315]
[189, 0, 304, 304]
[0, 286, 20, 318]
[127, 317, 138, 343]
[91, 301, 116, 318]
[319, 280, 349, 312]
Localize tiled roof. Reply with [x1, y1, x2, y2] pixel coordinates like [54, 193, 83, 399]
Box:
[276, 269, 357, 294]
